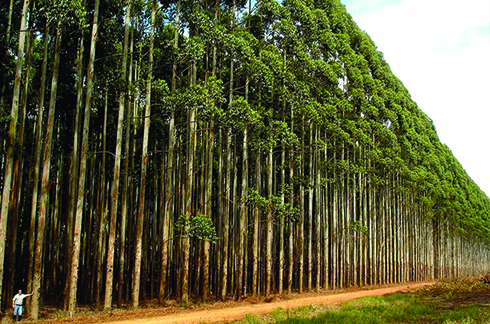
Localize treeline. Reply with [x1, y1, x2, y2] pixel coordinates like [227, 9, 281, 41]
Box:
[1, 0, 490, 319]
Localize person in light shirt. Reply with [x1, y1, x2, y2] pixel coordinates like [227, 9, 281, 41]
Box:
[12, 290, 33, 322]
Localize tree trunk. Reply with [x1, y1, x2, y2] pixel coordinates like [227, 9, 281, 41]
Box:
[236, 125, 247, 299]
[132, 0, 156, 307]
[27, 26, 49, 302]
[287, 105, 294, 293]
[68, 0, 100, 314]
[31, 29, 62, 320]
[252, 152, 260, 296]
[104, 0, 131, 310]
[266, 146, 273, 296]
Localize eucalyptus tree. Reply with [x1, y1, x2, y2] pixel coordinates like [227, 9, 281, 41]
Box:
[104, 0, 132, 311]
[132, 0, 158, 307]
[27, 14, 50, 303]
[68, 0, 100, 314]
[0, 0, 30, 308]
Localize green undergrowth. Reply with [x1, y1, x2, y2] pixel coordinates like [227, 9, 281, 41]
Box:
[227, 277, 490, 324]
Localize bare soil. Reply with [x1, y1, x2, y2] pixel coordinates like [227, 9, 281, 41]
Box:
[17, 282, 435, 324]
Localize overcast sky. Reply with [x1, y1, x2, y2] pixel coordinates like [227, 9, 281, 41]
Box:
[341, 0, 490, 197]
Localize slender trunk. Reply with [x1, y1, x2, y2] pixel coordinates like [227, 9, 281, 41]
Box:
[220, 130, 231, 300]
[308, 123, 313, 291]
[287, 105, 294, 293]
[182, 10, 198, 302]
[64, 29, 85, 310]
[95, 89, 109, 306]
[160, 0, 179, 303]
[68, 0, 100, 314]
[236, 125, 247, 299]
[315, 127, 320, 291]
[252, 153, 260, 296]
[118, 17, 135, 307]
[132, 0, 156, 307]
[104, 0, 131, 310]
[298, 118, 305, 293]
[331, 146, 338, 288]
[31, 29, 62, 320]
[266, 146, 273, 296]
[202, 119, 213, 300]
[27, 27, 49, 300]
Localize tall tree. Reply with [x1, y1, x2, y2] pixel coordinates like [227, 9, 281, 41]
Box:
[132, 0, 157, 308]
[104, 0, 132, 310]
[30, 27, 62, 320]
[68, 0, 100, 314]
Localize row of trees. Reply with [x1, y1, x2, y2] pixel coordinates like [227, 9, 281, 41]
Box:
[1, 0, 490, 319]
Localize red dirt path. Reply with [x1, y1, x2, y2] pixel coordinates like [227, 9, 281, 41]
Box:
[24, 282, 434, 324]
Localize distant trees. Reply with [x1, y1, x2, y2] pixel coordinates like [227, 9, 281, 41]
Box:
[0, 0, 489, 318]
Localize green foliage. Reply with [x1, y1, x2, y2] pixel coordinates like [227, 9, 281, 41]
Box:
[37, 0, 86, 28]
[244, 189, 299, 222]
[175, 214, 219, 243]
[347, 221, 368, 235]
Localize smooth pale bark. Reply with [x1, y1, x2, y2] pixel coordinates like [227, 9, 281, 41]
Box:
[252, 152, 260, 296]
[220, 130, 231, 300]
[298, 119, 305, 293]
[322, 133, 328, 288]
[27, 27, 49, 300]
[307, 123, 313, 291]
[222, 10, 235, 299]
[331, 146, 338, 288]
[266, 146, 273, 296]
[278, 135, 285, 295]
[95, 89, 108, 306]
[278, 85, 286, 295]
[64, 30, 85, 310]
[104, 0, 131, 310]
[236, 125, 247, 299]
[203, 22, 218, 298]
[133, 0, 156, 307]
[160, 113, 174, 302]
[287, 105, 294, 293]
[31, 29, 62, 320]
[314, 127, 320, 291]
[68, 0, 99, 314]
[231, 141, 238, 294]
[118, 20, 135, 307]
[202, 119, 214, 300]
[182, 16, 199, 302]
[182, 66, 197, 303]
[160, 0, 179, 303]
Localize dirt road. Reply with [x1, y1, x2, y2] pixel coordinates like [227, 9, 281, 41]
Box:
[102, 282, 433, 324]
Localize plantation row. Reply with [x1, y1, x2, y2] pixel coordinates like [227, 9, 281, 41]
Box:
[1, 0, 490, 319]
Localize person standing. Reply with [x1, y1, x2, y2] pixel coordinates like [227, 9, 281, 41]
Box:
[12, 290, 33, 321]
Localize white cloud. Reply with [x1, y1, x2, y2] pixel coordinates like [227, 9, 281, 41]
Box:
[342, 0, 490, 196]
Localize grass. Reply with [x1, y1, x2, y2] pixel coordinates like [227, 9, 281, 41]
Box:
[227, 277, 490, 324]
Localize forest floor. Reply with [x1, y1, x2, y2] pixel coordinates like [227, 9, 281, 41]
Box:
[14, 281, 437, 324]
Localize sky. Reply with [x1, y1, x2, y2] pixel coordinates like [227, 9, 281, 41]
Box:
[341, 0, 490, 197]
